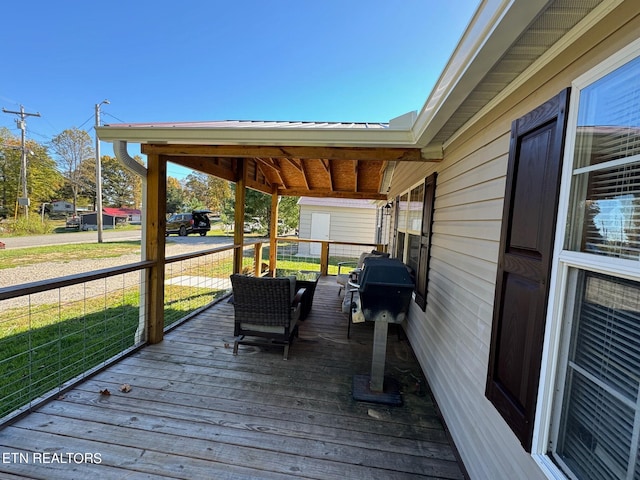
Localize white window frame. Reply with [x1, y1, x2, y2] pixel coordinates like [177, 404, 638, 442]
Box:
[532, 37, 640, 479]
[395, 179, 424, 264]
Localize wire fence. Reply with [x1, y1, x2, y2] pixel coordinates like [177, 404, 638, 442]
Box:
[0, 239, 385, 425]
[274, 238, 382, 276]
[0, 244, 241, 425]
[0, 263, 151, 423]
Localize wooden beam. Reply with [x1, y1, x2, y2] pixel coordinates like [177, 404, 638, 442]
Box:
[269, 187, 279, 276]
[353, 160, 359, 193]
[299, 159, 310, 190]
[167, 155, 236, 182]
[277, 188, 386, 200]
[145, 153, 166, 344]
[245, 178, 272, 195]
[255, 157, 286, 187]
[142, 144, 424, 162]
[283, 157, 303, 172]
[233, 161, 247, 274]
[323, 159, 334, 191]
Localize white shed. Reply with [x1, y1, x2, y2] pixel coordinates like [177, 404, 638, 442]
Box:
[297, 197, 379, 257]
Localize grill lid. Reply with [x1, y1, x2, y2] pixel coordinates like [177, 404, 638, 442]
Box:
[359, 257, 414, 290]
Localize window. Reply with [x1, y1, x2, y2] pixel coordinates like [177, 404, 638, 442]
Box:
[392, 174, 436, 310]
[549, 51, 640, 480]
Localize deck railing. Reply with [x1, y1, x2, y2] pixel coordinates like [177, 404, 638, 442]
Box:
[271, 237, 384, 276]
[0, 238, 385, 425]
[0, 244, 245, 425]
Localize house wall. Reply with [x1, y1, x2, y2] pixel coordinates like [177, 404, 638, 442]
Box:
[298, 204, 378, 257]
[389, 5, 640, 479]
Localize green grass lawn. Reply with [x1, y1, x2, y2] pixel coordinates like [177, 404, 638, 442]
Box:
[0, 242, 142, 270]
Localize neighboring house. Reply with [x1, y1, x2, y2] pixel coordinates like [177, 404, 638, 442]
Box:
[80, 207, 141, 229]
[98, 2, 640, 479]
[297, 197, 379, 257]
[104, 207, 141, 224]
[50, 201, 74, 213]
[50, 201, 90, 214]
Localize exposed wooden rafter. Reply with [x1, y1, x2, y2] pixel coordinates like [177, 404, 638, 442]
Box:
[148, 143, 421, 200]
[353, 160, 359, 193]
[299, 159, 310, 190]
[322, 159, 333, 191]
[255, 157, 286, 188]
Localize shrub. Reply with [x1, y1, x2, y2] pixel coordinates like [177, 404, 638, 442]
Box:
[8, 216, 56, 235]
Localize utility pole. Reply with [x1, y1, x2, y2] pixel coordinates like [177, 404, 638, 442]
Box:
[2, 105, 41, 218]
[95, 100, 109, 243]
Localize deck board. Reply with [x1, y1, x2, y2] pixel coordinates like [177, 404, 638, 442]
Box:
[0, 277, 465, 479]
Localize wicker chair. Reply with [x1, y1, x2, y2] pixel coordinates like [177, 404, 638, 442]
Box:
[229, 274, 305, 360]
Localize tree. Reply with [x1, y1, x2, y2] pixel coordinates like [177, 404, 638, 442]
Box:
[207, 176, 232, 214]
[166, 176, 186, 214]
[221, 185, 298, 234]
[26, 143, 63, 211]
[278, 196, 300, 233]
[101, 155, 142, 207]
[183, 171, 231, 213]
[50, 128, 94, 214]
[0, 127, 62, 217]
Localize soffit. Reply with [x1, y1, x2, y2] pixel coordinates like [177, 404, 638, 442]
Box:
[421, 0, 606, 147]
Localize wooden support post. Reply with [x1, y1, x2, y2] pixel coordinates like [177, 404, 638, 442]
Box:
[254, 242, 263, 277]
[320, 241, 329, 276]
[145, 153, 166, 344]
[233, 159, 246, 274]
[269, 187, 279, 276]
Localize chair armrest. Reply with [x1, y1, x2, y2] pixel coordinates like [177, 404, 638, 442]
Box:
[292, 287, 307, 306]
[337, 261, 357, 275]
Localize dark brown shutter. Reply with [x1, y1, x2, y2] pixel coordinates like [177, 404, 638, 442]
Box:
[486, 89, 570, 451]
[415, 173, 437, 310]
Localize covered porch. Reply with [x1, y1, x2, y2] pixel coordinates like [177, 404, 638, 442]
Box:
[0, 276, 466, 479]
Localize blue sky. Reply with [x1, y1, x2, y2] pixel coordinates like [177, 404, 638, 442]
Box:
[0, 0, 478, 179]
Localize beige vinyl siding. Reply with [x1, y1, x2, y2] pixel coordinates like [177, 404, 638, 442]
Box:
[298, 205, 378, 257]
[388, 7, 640, 479]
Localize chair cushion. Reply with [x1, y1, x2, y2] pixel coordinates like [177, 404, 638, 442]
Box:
[241, 304, 299, 334]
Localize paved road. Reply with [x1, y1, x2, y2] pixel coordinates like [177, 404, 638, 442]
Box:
[0, 229, 251, 249]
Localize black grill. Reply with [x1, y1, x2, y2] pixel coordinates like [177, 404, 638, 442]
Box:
[352, 257, 416, 406]
[358, 257, 414, 324]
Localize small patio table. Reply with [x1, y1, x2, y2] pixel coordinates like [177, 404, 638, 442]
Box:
[277, 269, 320, 320]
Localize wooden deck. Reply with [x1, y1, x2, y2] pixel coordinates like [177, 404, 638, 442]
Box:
[0, 277, 466, 479]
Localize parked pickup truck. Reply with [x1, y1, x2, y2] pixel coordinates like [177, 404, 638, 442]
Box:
[65, 216, 81, 230]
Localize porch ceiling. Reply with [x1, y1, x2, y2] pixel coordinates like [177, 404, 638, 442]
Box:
[141, 143, 425, 200]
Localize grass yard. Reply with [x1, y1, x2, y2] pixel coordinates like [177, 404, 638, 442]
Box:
[0, 242, 141, 270]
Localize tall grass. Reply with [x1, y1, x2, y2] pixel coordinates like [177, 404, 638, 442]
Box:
[6, 216, 56, 236]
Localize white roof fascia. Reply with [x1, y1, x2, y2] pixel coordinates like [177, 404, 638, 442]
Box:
[412, 0, 551, 148]
[96, 124, 415, 148]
